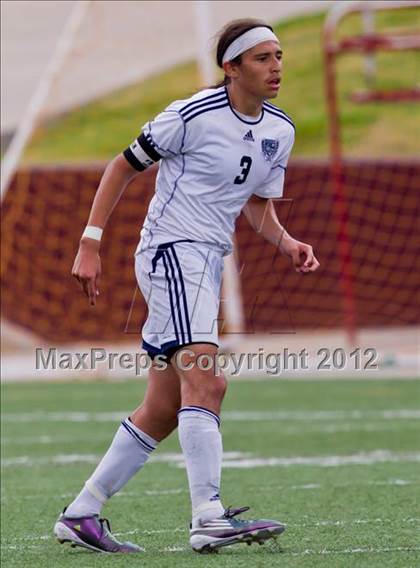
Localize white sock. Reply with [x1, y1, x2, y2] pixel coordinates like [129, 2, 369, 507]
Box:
[65, 418, 157, 518]
[178, 406, 225, 526]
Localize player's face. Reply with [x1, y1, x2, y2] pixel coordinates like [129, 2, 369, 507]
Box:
[232, 41, 283, 99]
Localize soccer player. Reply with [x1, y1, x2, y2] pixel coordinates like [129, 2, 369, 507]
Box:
[54, 18, 320, 554]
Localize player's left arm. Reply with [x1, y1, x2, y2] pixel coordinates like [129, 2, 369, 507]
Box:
[243, 195, 320, 273]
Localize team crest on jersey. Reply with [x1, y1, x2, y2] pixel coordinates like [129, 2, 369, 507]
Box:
[261, 138, 279, 161]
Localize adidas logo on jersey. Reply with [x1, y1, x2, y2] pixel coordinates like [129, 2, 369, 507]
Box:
[243, 130, 254, 142]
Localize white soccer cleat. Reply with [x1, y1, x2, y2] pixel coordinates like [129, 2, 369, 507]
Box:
[190, 506, 285, 553]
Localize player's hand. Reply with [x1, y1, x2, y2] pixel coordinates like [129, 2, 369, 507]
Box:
[279, 237, 320, 274]
[71, 239, 102, 306]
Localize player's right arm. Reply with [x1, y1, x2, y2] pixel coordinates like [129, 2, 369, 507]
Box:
[72, 154, 139, 306]
[73, 108, 184, 306]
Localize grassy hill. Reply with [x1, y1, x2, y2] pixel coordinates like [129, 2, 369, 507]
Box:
[23, 8, 420, 164]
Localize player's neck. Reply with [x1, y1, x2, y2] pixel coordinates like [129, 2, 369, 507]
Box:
[227, 83, 263, 117]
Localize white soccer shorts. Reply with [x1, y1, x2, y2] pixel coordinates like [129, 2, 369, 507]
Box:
[135, 240, 224, 358]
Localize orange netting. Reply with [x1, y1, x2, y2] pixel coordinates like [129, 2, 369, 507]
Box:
[1, 160, 419, 343]
[236, 160, 420, 333]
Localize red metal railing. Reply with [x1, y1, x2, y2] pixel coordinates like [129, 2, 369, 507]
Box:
[322, 0, 420, 344]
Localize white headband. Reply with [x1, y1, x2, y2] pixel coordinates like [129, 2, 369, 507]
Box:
[222, 26, 280, 64]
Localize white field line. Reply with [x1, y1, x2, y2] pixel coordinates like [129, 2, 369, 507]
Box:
[3, 420, 420, 447]
[0, 489, 188, 502]
[256, 478, 417, 490]
[224, 409, 420, 421]
[150, 451, 249, 463]
[1, 544, 44, 551]
[114, 527, 187, 537]
[3, 478, 417, 503]
[4, 527, 188, 544]
[2, 409, 420, 423]
[3, 450, 420, 469]
[158, 544, 420, 556]
[162, 545, 188, 552]
[145, 488, 185, 495]
[0, 451, 249, 468]
[291, 517, 420, 528]
[4, 518, 419, 547]
[209, 450, 420, 469]
[3, 543, 420, 555]
[1, 454, 100, 467]
[290, 546, 420, 556]
[2, 543, 420, 555]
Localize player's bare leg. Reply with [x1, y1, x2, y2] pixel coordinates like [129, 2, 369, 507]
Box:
[54, 361, 181, 553]
[175, 343, 226, 415]
[130, 361, 181, 440]
[173, 343, 285, 553]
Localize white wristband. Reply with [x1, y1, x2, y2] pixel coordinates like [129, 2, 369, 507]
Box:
[82, 225, 103, 241]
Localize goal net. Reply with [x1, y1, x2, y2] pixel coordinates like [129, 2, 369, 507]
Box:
[2, 158, 419, 343]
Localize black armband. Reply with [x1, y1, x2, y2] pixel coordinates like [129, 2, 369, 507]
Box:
[123, 133, 163, 171]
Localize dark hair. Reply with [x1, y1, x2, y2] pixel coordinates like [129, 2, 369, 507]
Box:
[211, 18, 274, 88]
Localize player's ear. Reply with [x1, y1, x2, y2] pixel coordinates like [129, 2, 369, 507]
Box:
[223, 61, 239, 80]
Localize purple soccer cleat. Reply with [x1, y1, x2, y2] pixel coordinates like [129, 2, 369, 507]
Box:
[54, 508, 143, 553]
[190, 506, 285, 553]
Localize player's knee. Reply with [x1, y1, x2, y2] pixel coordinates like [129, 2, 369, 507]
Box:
[188, 369, 226, 402]
[213, 373, 227, 401]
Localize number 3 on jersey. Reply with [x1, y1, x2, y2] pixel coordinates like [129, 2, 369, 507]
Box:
[234, 156, 252, 185]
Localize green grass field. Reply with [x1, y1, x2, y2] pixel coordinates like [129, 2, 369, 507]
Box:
[1, 378, 420, 567]
[23, 9, 420, 164]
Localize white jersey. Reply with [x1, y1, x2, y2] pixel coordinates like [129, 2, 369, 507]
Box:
[123, 85, 295, 255]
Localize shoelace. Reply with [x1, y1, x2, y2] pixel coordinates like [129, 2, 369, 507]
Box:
[223, 506, 250, 520]
[189, 506, 251, 529]
[98, 517, 118, 541]
[99, 517, 111, 531]
[98, 517, 126, 548]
